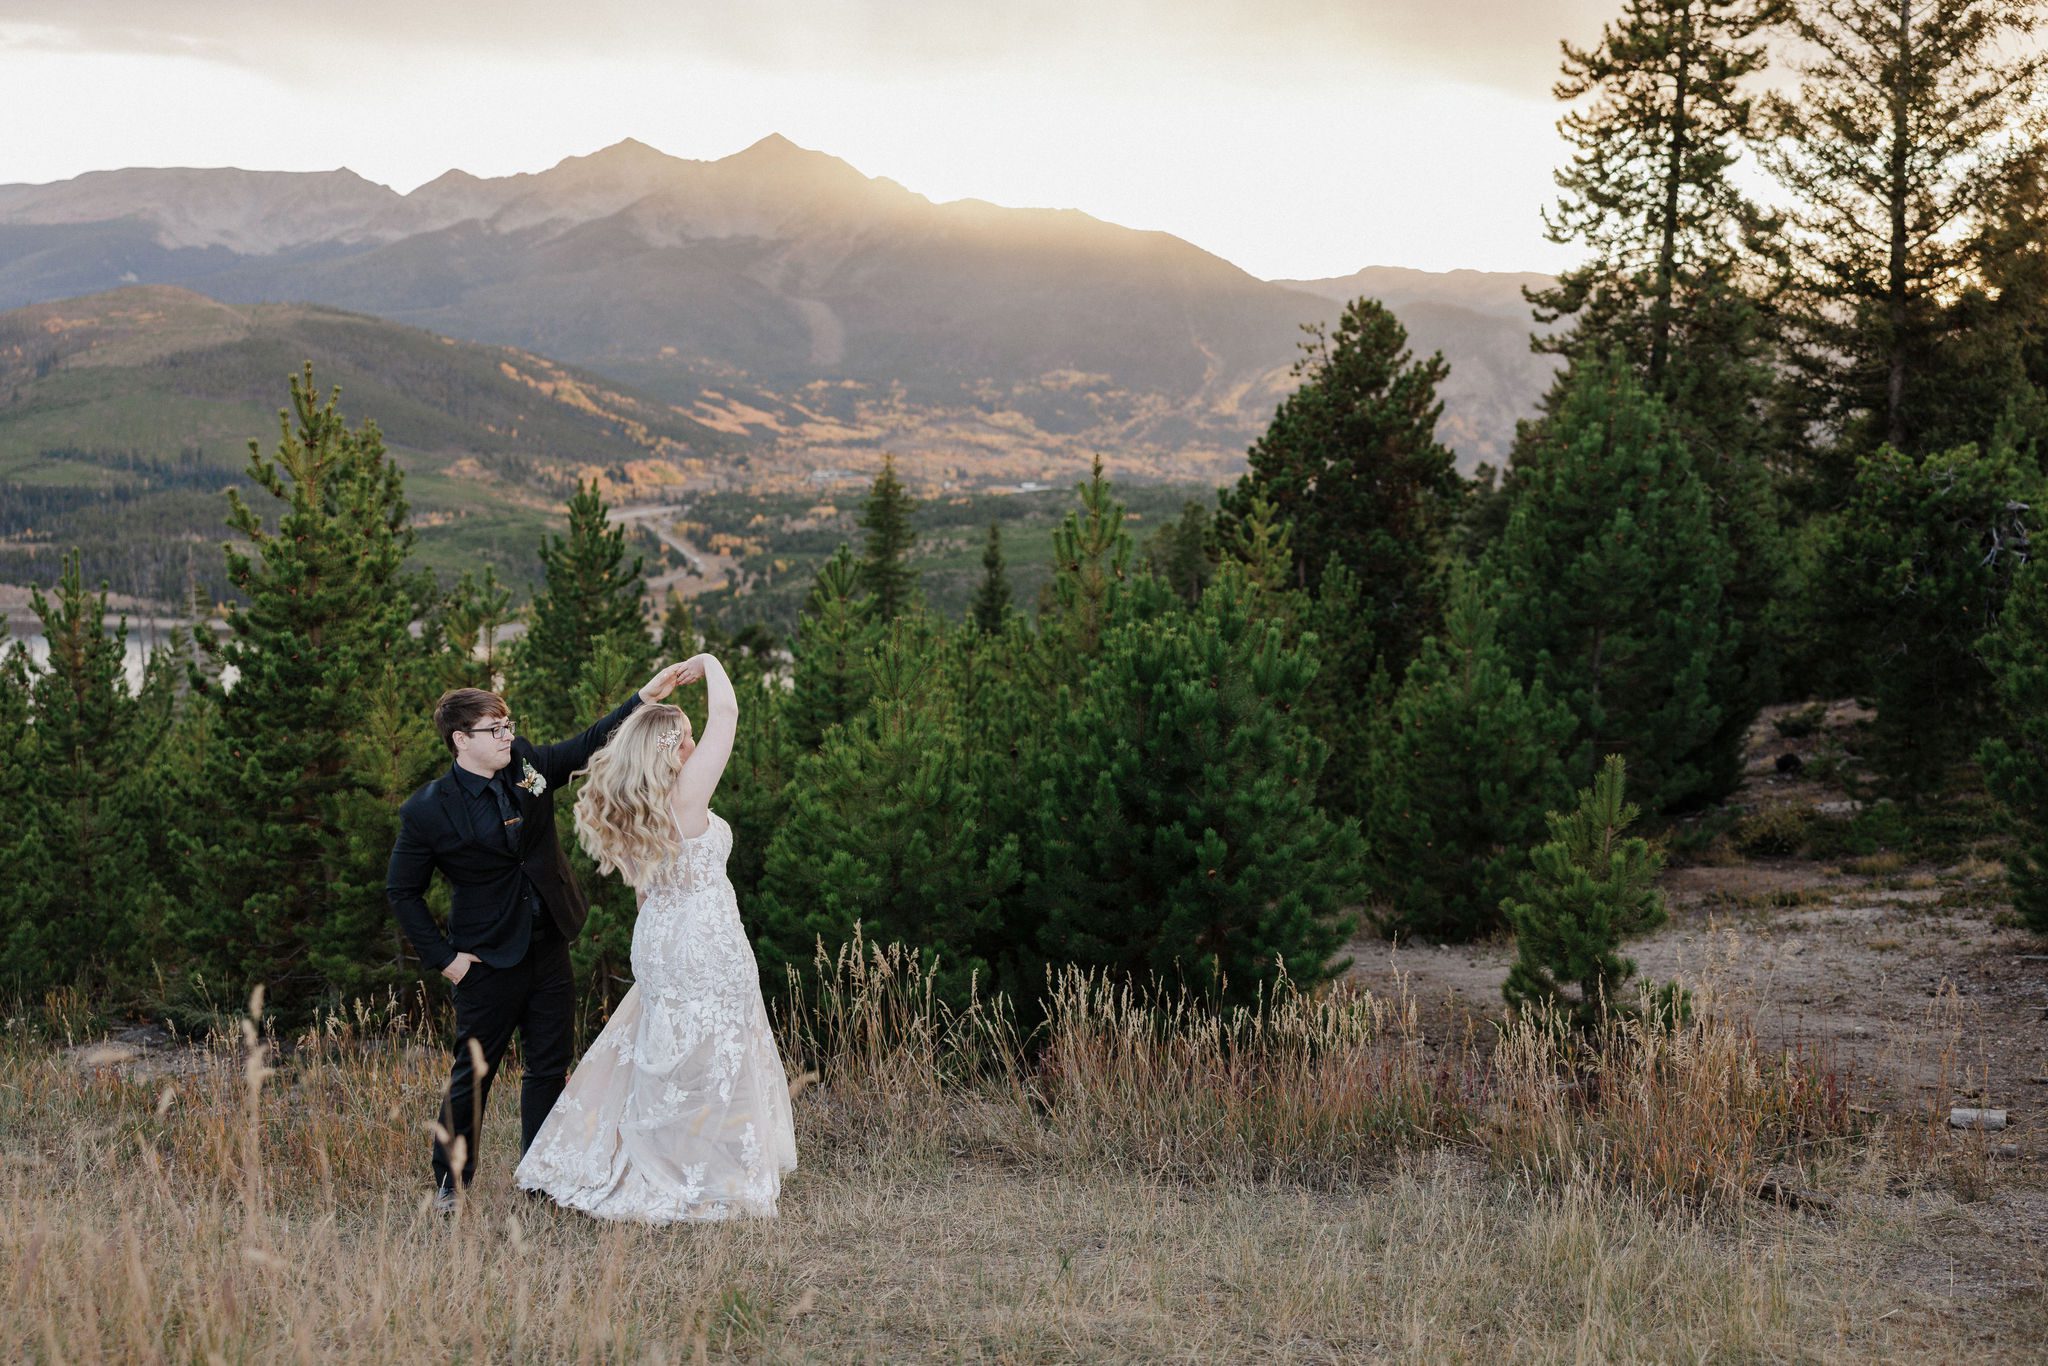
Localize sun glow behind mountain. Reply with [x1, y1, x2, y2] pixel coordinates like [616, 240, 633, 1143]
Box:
[0, 0, 1609, 280]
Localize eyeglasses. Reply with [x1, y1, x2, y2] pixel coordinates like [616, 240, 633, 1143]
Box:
[461, 720, 516, 741]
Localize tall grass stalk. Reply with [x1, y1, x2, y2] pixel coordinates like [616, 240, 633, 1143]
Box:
[0, 938, 1981, 1360]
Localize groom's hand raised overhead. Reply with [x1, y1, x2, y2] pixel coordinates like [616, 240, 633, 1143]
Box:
[638, 661, 694, 704]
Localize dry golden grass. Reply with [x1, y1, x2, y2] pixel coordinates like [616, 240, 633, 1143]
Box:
[0, 942, 2026, 1361]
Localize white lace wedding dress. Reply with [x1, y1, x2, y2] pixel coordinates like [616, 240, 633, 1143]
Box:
[516, 811, 797, 1221]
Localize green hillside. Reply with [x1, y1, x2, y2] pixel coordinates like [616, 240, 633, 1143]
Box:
[0, 286, 747, 602]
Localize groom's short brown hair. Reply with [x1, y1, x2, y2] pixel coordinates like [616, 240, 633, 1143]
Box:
[434, 688, 509, 753]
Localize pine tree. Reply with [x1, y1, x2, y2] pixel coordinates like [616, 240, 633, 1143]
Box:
[511, 481, 648, 739]
[710, 648, 793, 909]
[1044, 456, 1132, 662]
[169, 366, 425, 1013]
[756, 621, 1020, 1003]
[1219, 491, 1298, 618]
[786, 545, 879, 753]
[1217, 297, 1461, 674]
[657, 589, 698, 663]
[1502, 755, 1668, 1027]
[1916, 149, 2048, 459]
[952, 611, 1061, 992]
[971, 523, 1012, 634]
[1825, 439, 2037, 793]
[1759, 0, 2047, 465]
[1526, 0, 1787, 747]
[1980, 557, 2048, 935]
[1143, 499, 1217, 607]
[858, 454, 919, 622]
[1216, 494, 1386, 817]
[1025, 571, 1364, 1006]
[323, 661, 446, 996]
[0, 619, 54, 999]
[2, 554, 156, 996]
[1528, 0, 1777, 387]
[1367, 569, 1577, 942]
[1489, 352, 1739, 813]
[431, 567, 513, 691]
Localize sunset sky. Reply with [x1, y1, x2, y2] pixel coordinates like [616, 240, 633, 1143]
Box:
[0, 1, 1627, 279]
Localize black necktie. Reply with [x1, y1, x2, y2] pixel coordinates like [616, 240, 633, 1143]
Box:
[489, 778, 523, 855]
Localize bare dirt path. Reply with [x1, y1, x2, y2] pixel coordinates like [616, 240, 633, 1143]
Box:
[1344, 702, 2048, 1324]
[1344, 706, 2048, 1121]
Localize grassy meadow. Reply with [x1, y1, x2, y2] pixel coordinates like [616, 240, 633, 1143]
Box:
[4, 930, 2037, 1363]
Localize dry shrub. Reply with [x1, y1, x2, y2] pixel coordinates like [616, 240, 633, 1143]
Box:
[1029, 969, 1476, 1183]
[1732, 802, 1812, 857]
[772, 931, 1026, 1165]
[773, 932, 1477, 1183]
[1488, 992, 1863, 1209]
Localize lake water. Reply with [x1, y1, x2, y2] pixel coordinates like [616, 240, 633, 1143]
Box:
[8, 615, 505, 691]
[11, 625, 229, 692]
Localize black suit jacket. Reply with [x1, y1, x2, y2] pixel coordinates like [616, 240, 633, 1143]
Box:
[385, 694, 642, 971]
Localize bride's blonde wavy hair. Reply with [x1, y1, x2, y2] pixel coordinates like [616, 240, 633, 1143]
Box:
[573, 703, 687, 885]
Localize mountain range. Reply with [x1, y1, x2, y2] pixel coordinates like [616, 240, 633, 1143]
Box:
[0, 136, 1557, 489]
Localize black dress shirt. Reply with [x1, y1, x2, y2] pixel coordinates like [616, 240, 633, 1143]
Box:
[450, 761, 553, 942]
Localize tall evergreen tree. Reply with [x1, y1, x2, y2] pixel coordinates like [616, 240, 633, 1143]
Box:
[511, 481, 648, 739]
[1366, 568, 1577, 942]
[1824, 438, 2037, 793]
[1979, 556, 2048, 935]
[657, 589, 699, 663]
[0, 623, 56, 1002]
[1489, 352, 1739, 813]
[1528, 0, 1777, 386]
[1219, 491, 1299, 615]
[858, 454, 919, 622]
[786, 545, 879, 753]
[430, 567, 513, 691]
[971, 523, 1012, 634]
[1025, 571, 1364, 1006]
[1044, 456, 1133, 662]
[1528, 1, 1786, 758]
[1217, 493, 1385, 817]
[3, 555, 161, 996]
[169, 367, 425, 1012]
[1759, 0, 2046, 465]
[1143, 499, 1217, 606]
[1916, 148, 2048, 459]
[1502, 755, 1669, 1027]
[1217, 297, 1461, 673]
[756, 622, 1020, 1003]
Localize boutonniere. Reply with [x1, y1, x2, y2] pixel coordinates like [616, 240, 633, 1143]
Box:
[515, 760, 547, 797]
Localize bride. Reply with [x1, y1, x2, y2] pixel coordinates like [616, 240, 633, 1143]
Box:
[516, 653, 797, 1221]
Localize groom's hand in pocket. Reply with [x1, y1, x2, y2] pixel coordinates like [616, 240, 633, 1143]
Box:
[442, 952, 481, 985]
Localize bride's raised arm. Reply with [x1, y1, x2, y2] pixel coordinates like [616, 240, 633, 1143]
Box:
[674, 653, 737, 832]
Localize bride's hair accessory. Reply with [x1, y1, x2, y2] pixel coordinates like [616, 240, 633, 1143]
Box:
[654, 726, 683, 751]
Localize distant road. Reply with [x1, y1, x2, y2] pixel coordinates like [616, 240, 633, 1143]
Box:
[608, 503, 739, 599]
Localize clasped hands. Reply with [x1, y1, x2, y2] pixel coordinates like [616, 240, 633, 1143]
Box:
[638, 655, 710, 704]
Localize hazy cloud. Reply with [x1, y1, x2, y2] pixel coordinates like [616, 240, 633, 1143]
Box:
[2, 1, 1614, 97]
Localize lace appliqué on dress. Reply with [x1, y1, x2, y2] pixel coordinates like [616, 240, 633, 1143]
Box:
[514, 811, 798, 1223]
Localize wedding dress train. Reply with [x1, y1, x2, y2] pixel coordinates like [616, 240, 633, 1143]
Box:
[516, 811, 796, 1221]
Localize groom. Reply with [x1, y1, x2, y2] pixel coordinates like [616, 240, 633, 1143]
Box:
[386, 663, 689, 1207]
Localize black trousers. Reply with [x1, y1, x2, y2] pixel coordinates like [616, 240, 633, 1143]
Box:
[432, 921, 574, 1192]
